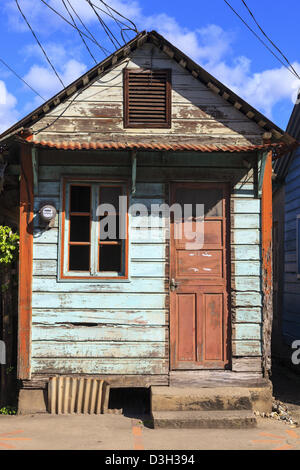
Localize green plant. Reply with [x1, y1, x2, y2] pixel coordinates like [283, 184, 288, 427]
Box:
[6, 366, 14, 375]
[0, 406, 17, 415]
[0, 226, 19, 265]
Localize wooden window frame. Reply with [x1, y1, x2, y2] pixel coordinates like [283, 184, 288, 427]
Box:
[60, 177, 129, 281]
[123, 68, 172, 129]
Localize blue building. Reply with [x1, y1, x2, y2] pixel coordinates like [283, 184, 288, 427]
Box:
[273, 94, 300, 364]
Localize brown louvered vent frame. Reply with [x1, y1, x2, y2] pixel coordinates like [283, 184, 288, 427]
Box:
[124, 69, 171, 128]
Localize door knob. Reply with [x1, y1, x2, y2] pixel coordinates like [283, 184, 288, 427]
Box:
[170, 278, 178, 292]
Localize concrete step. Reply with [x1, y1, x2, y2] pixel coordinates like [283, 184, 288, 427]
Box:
[151, 386, 253, 412]
[151, 410, 257, 429]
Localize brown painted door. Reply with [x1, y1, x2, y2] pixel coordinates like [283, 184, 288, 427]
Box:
[170, 183, 230, 370]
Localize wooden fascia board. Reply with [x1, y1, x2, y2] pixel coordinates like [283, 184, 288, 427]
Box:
[261, 150, 273, 376]
[18, 143, 34, 380]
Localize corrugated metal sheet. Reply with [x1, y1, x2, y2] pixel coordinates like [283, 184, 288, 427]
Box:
[31, 139, 283, 153]
[48, 376, 110, 414]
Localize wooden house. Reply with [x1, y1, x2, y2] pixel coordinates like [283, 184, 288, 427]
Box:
[0, 31, 296, 417]
[273, 95, 300, 365]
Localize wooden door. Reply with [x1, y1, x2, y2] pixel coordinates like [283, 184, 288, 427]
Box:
[170, 183, 230, 370]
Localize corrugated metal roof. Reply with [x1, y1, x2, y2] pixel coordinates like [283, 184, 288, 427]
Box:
[31, 139, 285, 153]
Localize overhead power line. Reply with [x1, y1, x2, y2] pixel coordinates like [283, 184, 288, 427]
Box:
[223, 0, 300, 80]
[64, 0, 110, 56]
[240, 0, 300, 80]
[0, 57, 45, 100]
[15, 0, 65, 88]
[85, 0, 122, 50]
[39, 0, 111, 55]
[61, 0, 97, 64]
[99, 1, 130, 42]
[96, 0, 138, 33]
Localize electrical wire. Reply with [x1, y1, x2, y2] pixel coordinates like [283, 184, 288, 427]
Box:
[89, 1, 136, 40]
[0, 57, 45, 101]
[223, 0, 300, 80]
[65, 0, 110, 56]
[11, 0, 140, 135]
[33, 88, 84, 136]
[39, 0, 111, 55]
[85, 0, 122, 50]
[98, 0, 138, 33]
[240, 0, 300, 80]
[100, 1, 129, 43]
[61, 0, 97, 64]
[93, 1, 134, 42]
[15, 0, 65, 88]
[33, 58, 131, 135]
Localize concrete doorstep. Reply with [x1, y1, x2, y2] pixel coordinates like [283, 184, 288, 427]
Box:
[150, 385, 273, 429]
[152, 410, 257, 429]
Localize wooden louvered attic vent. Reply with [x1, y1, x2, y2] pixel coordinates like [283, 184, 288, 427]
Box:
[124, 69, 171, 128]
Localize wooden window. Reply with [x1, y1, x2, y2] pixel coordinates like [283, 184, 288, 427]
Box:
[61, 179, 128, 280]
[124, 69, 171, 128]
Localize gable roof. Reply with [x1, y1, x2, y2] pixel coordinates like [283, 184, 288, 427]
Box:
[0, 30, 296, 149]
[274, 92, 300, 180]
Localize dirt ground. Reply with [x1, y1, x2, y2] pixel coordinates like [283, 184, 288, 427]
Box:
[1, 362, 300, 451]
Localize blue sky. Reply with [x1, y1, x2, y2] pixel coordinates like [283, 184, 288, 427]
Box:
[0, 0, 299, 133]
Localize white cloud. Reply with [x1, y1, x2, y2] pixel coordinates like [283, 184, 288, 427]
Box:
[0, 81, 19, 133]
[23, 59, 87, 99]
[240, 65, 300, 117]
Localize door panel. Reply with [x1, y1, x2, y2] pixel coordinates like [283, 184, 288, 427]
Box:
[177, 250, 223, 278]
[177, 294, 197, 362]
[170, 183, 230, 370]
[204, 293, 223, 361]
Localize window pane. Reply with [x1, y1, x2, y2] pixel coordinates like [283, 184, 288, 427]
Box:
[70, 216, 90, 242]
[70, 186, 91, 213]
[69, 245, 90, 271]
[100, 215, 120, 241]
[100, 187, 122, 209]
[99, 244, 122, 272]
[175, 188, 223, 217]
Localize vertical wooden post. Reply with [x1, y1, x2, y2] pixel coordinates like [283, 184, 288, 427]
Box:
[18, 144, 34, 380]
[261, 151, 273, 377]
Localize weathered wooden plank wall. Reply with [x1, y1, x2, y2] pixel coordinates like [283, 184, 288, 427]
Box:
[281, 147, 300, 344]
[231, 166, 263, 372]
[32, 155, 168, 378]
[30, 148, 263, 378]
[31, 43, 264, 147]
